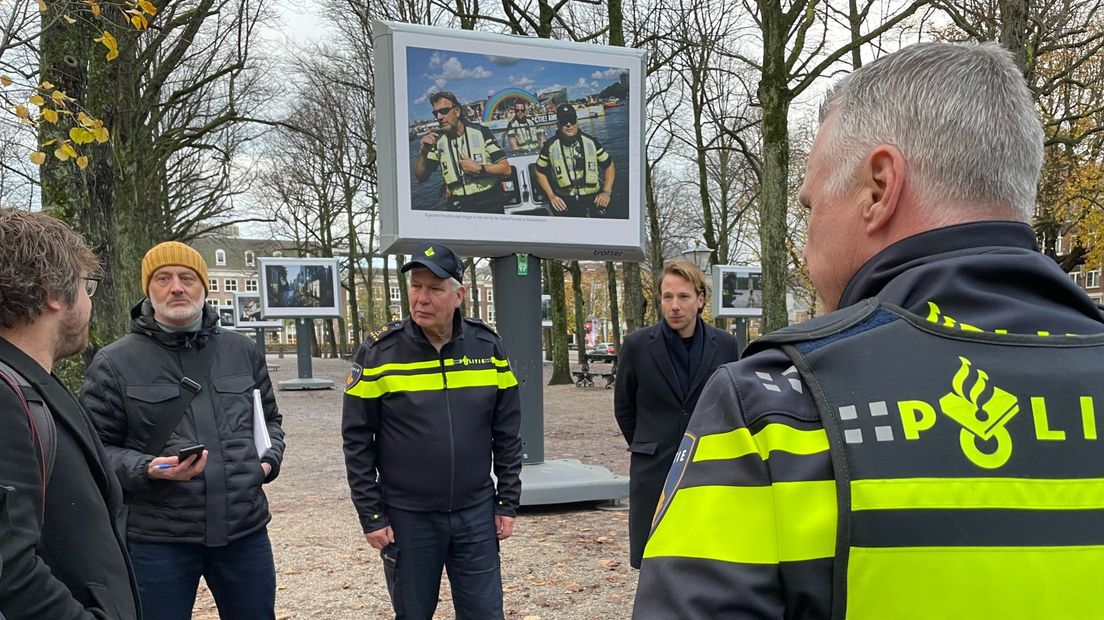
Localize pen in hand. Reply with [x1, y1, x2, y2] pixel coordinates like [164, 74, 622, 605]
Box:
[154, 464, 173, 470]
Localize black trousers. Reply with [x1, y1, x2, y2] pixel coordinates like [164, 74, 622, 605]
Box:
[552, 193, 600, 218]
[384, 500, 504, 620]
[450, 190, 505, 214]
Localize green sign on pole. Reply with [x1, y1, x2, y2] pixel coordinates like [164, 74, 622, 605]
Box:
[517, 253, 529, 276]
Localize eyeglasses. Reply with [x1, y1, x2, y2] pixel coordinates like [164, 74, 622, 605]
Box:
[433, 105, 456, 117]
[84, 277, 100, 298]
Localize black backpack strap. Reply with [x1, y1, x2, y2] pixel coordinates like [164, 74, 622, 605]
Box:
[0, 362, 55, 521]
[142, 334, 219, 456]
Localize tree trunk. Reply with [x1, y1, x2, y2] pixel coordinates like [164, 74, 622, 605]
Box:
[569, 261, 587, 365]
[546, 260, 572, 384]
[757, 5, 793, 332]
[605, 261, 622, 347]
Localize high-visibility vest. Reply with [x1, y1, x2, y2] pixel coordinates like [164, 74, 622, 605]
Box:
[548, 135, 601, 196]
[749, 300, 1104, 619]
[506, 118, 541, 150]
[435, 125, 496, 196]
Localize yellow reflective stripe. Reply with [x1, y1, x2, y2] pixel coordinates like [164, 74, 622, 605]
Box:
[498, 370, 518, 388]
[443, 368, 506, 389]
[347, 373, 445, 398]
[851, 477, 1104, 511]
[694, 425, 829, 462]
[847, 545, 1104, 619]
[493, 357, 510, 368]
[643, 481, 836, 564]
[361, 360, 441, 377]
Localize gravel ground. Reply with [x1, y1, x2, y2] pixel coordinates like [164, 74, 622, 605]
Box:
[191, 355, 636, 619]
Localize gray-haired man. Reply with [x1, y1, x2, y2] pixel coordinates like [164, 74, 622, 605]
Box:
[634, 42, 1104, 618]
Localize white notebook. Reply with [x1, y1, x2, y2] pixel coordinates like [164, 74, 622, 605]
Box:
[253, 389, 272, 458]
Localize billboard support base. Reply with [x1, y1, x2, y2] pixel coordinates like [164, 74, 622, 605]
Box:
[519, 459, 628, 506]
[278, 377, 334, 391]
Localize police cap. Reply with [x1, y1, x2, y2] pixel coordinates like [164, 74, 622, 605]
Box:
[556, 104, 578, 126]
[401, 243, 464, 284]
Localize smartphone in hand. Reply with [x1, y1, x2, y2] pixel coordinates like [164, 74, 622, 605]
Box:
[177, 444, 205, 462]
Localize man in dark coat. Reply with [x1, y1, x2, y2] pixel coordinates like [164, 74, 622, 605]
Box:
[0, 208, 140, 619]
[82, 241, 285, 620]
[614, 259, 741, 568]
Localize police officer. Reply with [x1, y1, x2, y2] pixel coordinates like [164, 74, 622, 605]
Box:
[505, 102, 545, 152]
[342, 242, 523, 620]
[633, 42, 1104, 619]
[534, 104, 614, 218]
[413, 92, 512, 214]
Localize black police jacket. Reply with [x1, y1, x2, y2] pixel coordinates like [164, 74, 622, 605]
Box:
[342, 311, 523, 532]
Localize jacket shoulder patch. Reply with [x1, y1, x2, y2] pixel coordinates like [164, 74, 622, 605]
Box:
[463, 316, 498, 336]
[367, 321, 403, 346]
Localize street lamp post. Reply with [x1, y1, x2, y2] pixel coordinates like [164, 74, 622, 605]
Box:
[681, 241, 712, 273]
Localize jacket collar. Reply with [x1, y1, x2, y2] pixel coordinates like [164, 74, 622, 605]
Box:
[130, 298, 221, 349]
[838, 221, 1104, 334]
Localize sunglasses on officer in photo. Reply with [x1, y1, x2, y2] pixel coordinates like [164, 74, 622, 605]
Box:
[433, 105, 456, 117]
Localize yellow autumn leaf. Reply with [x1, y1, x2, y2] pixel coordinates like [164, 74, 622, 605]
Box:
[54, 147, 70, 162]
[14, 105, 28, 119]
[29, 95, 44, 106]
[42, 108, 58, 123]
[63, 14, 76, 24]
[40, 81, 53, 89]
[77, 111, 92, 126]
[36, 0, 46, 13]
[69, 127, 94, 144]
[130, 13, 148, 30]
[90, 1, 101, 16]
[62, 142, 78, 158]
[41, 139, 56, 147]
[94, 127, 110, 143]
[95, 31, 118, 61]
[30, 151, 46, 165]
[51, 90, 66, 104]
[76, 156, 89, 170]
[138, 0, 157, 15]
[0, 76, 11, 88]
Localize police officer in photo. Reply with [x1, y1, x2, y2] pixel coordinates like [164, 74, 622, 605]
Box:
[505, 102, 545, 152]
[633, 42, 1104, 618]
[413, 92, 512, 215]
[342, 242, 522, 620]
[534, 103, 615, 218]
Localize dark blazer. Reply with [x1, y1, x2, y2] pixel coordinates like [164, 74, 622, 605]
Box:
[0, 337, 140, 619]
[614, 320, 740, 568]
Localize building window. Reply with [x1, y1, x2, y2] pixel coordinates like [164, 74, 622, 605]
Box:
[390, 286, 400, 301]
[224, 299, 234, 307]
[1071, 271, 1082, 286]
[209, 279, 218, 292]
[1088, 269, 1101, 289]
[246, 279, 258, 292]
[215, 249, 226, 266]
[488, 308, 496, 323]
[224, 279, 238, 292]
[245, 250, 255, 266]
[486, 289, 494, 303]
[286, 326, 296, 344]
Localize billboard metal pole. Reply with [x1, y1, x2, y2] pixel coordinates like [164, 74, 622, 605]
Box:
[494, 254, 627, 505]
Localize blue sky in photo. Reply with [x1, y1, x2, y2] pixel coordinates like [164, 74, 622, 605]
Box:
[406, 47, 626, 114]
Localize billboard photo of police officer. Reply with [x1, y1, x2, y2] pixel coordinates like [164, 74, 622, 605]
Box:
[404, 46, 632, 220]
[412, 91, 513, 214]
[713, 265, 764, 318]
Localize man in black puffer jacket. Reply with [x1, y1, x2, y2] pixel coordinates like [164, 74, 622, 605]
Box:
[82, 242, 285, 620]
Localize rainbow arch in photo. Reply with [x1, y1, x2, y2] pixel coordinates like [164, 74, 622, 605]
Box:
[483, 88, 540, 122]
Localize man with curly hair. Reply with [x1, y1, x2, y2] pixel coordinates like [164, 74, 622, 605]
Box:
[0, 207, 140, 619]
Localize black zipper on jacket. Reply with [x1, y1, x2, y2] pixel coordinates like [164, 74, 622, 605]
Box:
[440, 349, 456, 511]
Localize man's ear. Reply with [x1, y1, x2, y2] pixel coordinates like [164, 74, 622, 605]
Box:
[44, 297, 64, 313]
[861, 144, 906, 235]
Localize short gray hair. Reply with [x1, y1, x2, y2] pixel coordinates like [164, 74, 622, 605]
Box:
[819, 42, 1043, 222]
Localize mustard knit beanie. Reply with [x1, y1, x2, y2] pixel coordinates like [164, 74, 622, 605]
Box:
[141, 241, 209, 295]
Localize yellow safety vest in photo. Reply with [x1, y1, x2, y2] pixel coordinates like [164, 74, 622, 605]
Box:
[434, 126, 497, 196]
[507, 119, 541, 150]
[548, 135, 601, 196]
